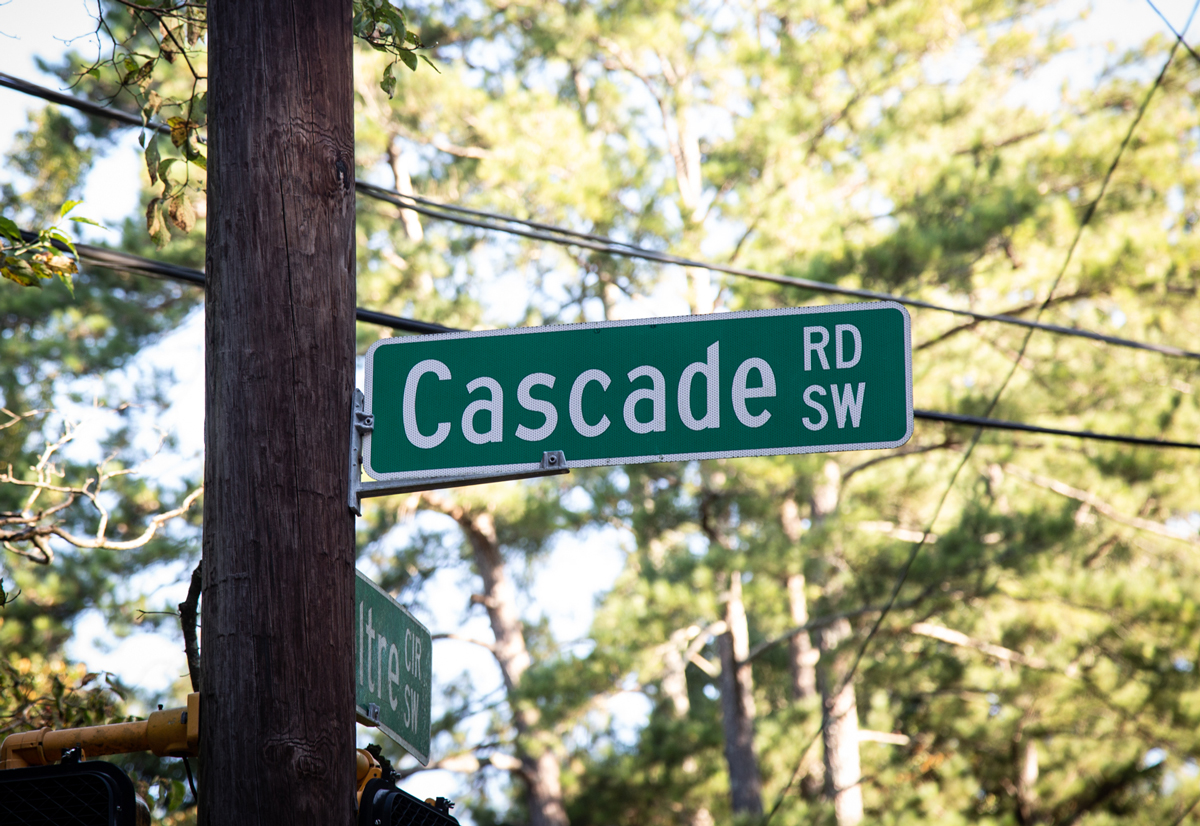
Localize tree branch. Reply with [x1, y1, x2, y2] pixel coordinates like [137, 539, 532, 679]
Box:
[178, 560, 202, 693]
[909, 621, 1054, 672]
[432, 632, 496, 652]
[3, 486, 204, 551]
[842, 440, 957, 484]
[744, 597, 928, 664]
[1001, 464, 1198, 545]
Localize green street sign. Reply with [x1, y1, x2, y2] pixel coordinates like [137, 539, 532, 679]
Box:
[363, 302, 911, 481]
[355, 569, 431, 764]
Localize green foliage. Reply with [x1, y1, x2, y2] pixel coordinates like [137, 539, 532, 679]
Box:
[0, 201, 86, 291]
[353, 0, 437, 95]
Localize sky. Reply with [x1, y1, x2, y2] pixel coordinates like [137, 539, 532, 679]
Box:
[3, 0, 1200, 811]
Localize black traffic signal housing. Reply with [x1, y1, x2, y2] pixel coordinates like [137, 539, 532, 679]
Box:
[358, 778, 460, 826]
[0, 759, 140, 826]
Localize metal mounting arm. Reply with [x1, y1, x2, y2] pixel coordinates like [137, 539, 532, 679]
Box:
[348, 389, 569, 515]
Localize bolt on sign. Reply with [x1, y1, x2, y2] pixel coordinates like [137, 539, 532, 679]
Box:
[363, 302, 911, 482]
[355, 569, 431, 764]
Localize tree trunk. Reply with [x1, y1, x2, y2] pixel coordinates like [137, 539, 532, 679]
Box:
[386, 138, 424, 241]
[780, 498, 818, 702]
[1017, 736, 1040, 824]
[200, 2, 357, 824]
[660, 626, 692, 716]
[718, 571, 763, 815]
[820, 618, 863, 826]
[786, 573, 818, 700]
[423, 493, 569, 826]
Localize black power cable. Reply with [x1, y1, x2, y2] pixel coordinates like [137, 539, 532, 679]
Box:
[356, 183, 1200, 361]
[3, 71, 1199, 361]
[20, 230, 454, 335]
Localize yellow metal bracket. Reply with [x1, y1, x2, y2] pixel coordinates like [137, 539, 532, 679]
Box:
[0, 692, 200, 770]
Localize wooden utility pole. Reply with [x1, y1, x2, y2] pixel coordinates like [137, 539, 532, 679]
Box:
[201, 1, 357, 823]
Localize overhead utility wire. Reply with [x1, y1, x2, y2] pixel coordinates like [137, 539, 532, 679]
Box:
[21, 231, 453, 336]
[0, 71, 169, 135]
[357, 182, 1200, 361]
[34, 232, 1200, 452]
[1147, 0, 1200, 65]
[915, 408, 1200, 450]
[2, 71, 1197, 362]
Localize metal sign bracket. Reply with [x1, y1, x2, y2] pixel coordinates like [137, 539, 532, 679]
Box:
[348, 389, 569, 515]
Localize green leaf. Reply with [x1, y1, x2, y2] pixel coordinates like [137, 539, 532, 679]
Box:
[47, 228, 78, 257]
[0, 216, 22, 242]
[59, 200, 83, 219]
[400, 50, 417, 71]
[169, 779, 186, 810]
[68, 216, 104, 229]
[158, 157, 179, 183]
[420, 54, 440, 73]
[54, 267, 75, 296]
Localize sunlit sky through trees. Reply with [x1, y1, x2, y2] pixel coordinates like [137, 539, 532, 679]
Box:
[3, 0, 1200, 812]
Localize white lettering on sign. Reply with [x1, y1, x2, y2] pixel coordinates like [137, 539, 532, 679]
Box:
[803, 383, 867, 430]
[624, 366, 666, 434]
[396, 330, 870, 448]
[570, 369, 611, 437]
[377, 632, 388, 702]
[804, 327, 831, 371]
[403, 684, 420, 728]
[678, 342, 720, 431]
[358, 595, 427, 735]
[835, 325, 862, 369]
[404, 359, 452, 449]
[802, 385, 828, 431]
[388, 644, 401, 711]
[516, 373, 557, 441]
[462, 377, 504, 444]
[732, 357, 776, 428]
[831, 383, 866, 428]
[365, 606, 376, 691]
[404, 628, 422, 681]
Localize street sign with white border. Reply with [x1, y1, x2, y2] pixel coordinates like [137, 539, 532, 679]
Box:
[355, 569, 431, 764]
[363, 302, 911, 483]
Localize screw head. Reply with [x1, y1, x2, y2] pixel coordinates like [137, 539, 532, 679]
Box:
[548, 454, 558, 465]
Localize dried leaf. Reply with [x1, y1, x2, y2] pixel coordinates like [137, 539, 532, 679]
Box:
[146, 198, 170, 247]
[167, 117, 198, 149]
[2, 256, 42, 287]
[145, 139, 161, 185]
[168, 194, 196, 233]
